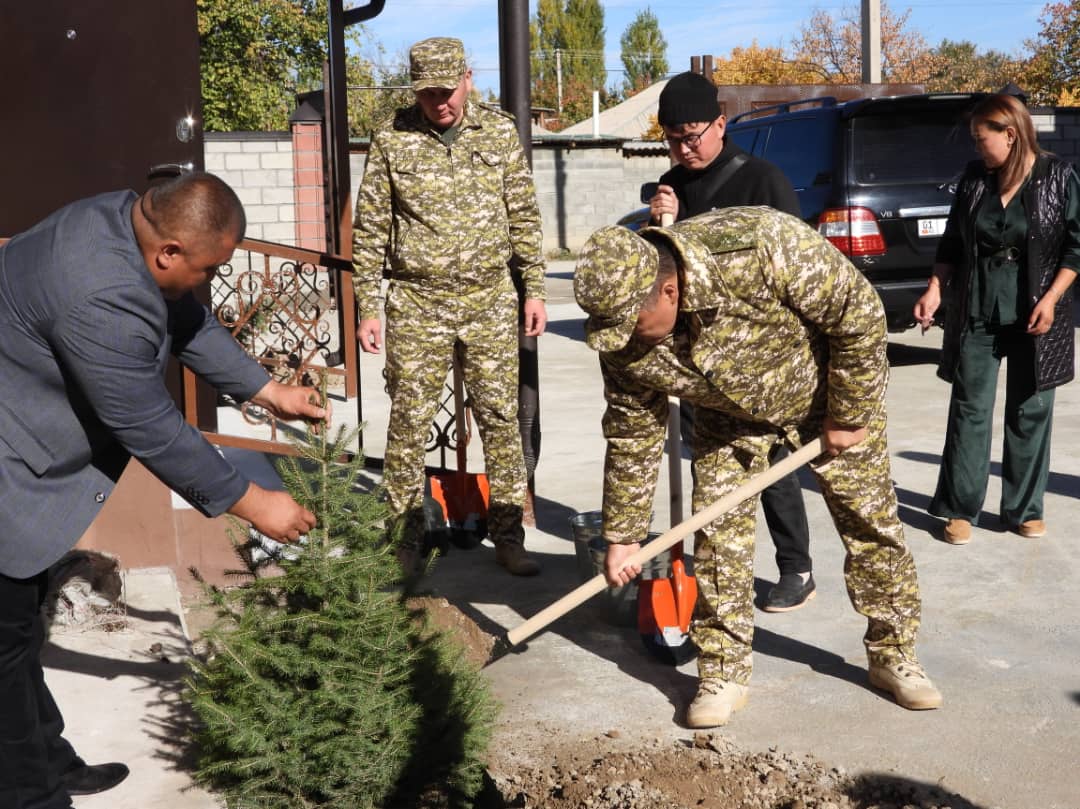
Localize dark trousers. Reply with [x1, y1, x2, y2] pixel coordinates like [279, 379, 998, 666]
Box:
[930, 321, 1054, 526]
[682, 401, 812, 575]
[0, 572, 80, 809]
[761, 443, 813, 575]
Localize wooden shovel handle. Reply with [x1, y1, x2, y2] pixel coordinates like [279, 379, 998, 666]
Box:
[452, 350, 468, 474]
[505, 436, 825, 647]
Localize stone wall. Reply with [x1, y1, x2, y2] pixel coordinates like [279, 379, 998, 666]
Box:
[204, 132, 295, 244]
[531, 146, 669, 252]
[344, 144, 668, 254]
[1032, 108, 1080, 165]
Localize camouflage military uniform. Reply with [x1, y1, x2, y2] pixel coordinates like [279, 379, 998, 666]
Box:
[352, 82, 546, 550]
[575, 207, 922, 684]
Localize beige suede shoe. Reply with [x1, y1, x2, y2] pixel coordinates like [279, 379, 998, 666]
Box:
[685, 679, 749, 728]
[868, 659, 943, 710]
[1017, 519, 1046, 538]
[943, 518, 972, 545]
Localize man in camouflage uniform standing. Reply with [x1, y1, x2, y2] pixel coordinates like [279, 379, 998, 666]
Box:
[573, 207, 942, 726]
[352, 37, 547, 576]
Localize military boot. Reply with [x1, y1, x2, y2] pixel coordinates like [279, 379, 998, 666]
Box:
[868, 658, 942, 710]
[685, 679, 749, 728]
[495, 542, 540, 576]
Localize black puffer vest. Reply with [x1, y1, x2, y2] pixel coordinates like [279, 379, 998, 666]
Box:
[939, 154, 1077, 391]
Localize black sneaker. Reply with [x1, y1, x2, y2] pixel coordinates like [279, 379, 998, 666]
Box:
[763, 573, 816, 613]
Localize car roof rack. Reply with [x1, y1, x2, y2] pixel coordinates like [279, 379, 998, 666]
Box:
[728, 97, 838, 124]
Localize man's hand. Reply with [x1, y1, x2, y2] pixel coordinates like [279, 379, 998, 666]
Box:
[604, 541, 642, 587]
[523, 299, 547, 337]
[229, 482, 316, 543]
[358, 317, 383, 354]
[649, 184, 680, 225]
[250, 380, 329, 425]
[822, 415, 867, 457]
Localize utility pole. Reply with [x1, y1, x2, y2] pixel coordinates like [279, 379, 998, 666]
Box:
[555, 48, 563, 115]
[861, 0, 882, 83]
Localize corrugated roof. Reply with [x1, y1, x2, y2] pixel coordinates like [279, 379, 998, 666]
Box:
[559, 79, 668, 139]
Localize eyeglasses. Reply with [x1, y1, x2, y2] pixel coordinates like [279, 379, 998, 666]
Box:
[664, 121, 714, 150]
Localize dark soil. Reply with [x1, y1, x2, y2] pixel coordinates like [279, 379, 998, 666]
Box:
[411, 598, 984, 809]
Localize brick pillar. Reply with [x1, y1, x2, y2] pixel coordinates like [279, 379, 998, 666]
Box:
[291, 121, 328, 250]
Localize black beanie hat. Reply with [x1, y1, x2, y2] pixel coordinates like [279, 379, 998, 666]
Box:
[657, 72, 720, 126]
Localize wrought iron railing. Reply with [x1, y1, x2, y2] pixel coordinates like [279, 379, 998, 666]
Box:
[189, 238, 360, 455]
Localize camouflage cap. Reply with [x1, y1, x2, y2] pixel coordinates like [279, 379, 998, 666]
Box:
[409, 37, 467, 91]
[574, 226, 659, 352]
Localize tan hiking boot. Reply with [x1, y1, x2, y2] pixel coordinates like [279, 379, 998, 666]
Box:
[868, 659, 943, 710]
[1017, 519, 1046, 538]
[495, 543, 540, 576]
[685, 679, 749, 728]
[943, 518, 972, 545]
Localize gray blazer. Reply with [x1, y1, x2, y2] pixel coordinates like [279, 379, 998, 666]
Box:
[0, 191, 270, 578]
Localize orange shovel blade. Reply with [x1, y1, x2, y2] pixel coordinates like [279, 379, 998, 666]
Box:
[430, 471, 490, 525]
[637, 558, 697, 638]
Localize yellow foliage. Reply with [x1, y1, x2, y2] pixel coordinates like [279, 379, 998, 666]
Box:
[710, 41, 820, 85]
[1057, 86, 1080, 106]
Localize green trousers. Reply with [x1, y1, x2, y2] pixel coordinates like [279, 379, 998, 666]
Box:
[930, 321, 1054, 526]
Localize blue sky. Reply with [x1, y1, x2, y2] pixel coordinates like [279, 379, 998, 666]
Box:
[353, 0, 1048, 96]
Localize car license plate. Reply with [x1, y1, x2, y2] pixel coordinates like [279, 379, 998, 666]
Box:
[918, 217, 947, 237]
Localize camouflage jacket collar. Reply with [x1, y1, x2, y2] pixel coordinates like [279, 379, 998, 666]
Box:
[638, 215, 751, 314]
[399, 100, 486, 139]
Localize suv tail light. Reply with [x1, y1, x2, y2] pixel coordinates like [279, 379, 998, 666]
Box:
[817, 207, 886, 256]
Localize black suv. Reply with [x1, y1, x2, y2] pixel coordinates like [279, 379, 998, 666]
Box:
[724, 93, 985, 331]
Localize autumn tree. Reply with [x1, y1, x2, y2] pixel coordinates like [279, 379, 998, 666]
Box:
[619, 8, 669, 96]
[711, 41, 821, 85]
[1022, 1, 1080, 105]
[790, 1, 936, 84]
[346, 38, 412, 138]
[924, 39, 1023, 94]
[198, 0, 329, 131]
[531, 0, 609, 127]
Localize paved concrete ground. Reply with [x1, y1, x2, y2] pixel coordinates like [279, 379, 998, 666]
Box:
[45, 261, 1080, 808]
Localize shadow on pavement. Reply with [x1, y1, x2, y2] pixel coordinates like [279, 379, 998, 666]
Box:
[542, 317, 586, 342]
[847, 773, 988, 809]
[886, 341, 941, 366]
[898, 449, 1080, 499]
[419, 541, 699, 722]
[41, 626, 200, 776]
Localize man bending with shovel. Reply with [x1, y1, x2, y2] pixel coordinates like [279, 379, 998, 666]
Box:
[573, 206, 942, 727]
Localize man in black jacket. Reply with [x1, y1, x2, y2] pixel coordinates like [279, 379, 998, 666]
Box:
[648, 71, 815, 612]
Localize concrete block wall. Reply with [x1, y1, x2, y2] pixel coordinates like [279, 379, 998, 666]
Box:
[205, 132, 296, 244]
[1032, 107, 1080, 166]
[346, 146, 669, 254]
[531, 148, 670, 252]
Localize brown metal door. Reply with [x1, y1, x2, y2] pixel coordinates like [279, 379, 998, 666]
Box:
[0, 0, 204, 235]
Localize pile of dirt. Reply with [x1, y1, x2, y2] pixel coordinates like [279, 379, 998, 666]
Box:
[411, 598, 981, 809]
[485, 732, 976, 809]
[407, 595, 498, 668]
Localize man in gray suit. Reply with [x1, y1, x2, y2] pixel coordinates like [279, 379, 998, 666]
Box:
[0, 172, 326, 808]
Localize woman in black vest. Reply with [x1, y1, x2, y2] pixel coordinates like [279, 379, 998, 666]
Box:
[914, 93, 1080, 545]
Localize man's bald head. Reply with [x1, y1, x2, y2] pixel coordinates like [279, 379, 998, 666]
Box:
[141, 171, 246, 249]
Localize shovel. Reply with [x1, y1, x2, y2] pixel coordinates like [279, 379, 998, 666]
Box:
[498, 436, 825, 654]
[637, 397, 698, 665]
[429, 349, 490, 549]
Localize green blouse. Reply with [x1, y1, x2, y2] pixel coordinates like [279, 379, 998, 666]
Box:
[970, 167, 1080, 326]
